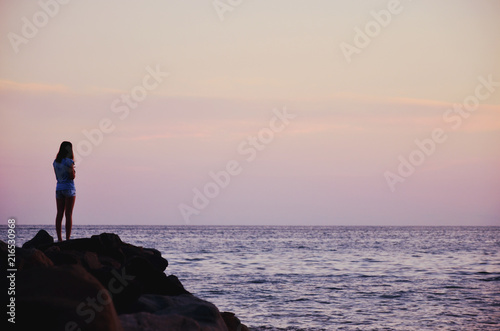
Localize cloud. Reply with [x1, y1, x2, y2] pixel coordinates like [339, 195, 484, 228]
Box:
[0, 80, 71, 94]
[130, 132, 210, 141]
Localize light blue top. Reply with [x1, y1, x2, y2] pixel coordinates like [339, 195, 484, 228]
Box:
[53, 158, 75, 191]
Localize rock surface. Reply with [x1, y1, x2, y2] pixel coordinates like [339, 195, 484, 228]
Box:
[16, 264, 123, 331]
[22, 229, 54, 249]
[1, 230, 248, 331]
[119, 294, 229, 331]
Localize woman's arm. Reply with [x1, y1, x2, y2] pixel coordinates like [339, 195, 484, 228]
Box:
[68, 163, 76, 180]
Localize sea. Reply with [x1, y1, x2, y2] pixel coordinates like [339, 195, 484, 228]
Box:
[6, 225, 500, 330]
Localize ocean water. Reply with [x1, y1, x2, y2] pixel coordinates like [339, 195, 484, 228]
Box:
[7, 225, 500, 330]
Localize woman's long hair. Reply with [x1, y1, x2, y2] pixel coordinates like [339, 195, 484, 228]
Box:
[55, 141, 74, 163]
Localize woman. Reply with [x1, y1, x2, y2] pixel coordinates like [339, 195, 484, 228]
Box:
[53, 141, 76, 241]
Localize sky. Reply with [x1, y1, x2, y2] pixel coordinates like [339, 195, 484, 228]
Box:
[1, 0, 499, 226]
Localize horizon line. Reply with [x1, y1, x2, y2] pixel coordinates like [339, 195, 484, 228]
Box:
[5, 224, 499, 227]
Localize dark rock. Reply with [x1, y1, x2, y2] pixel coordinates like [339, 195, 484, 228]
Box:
[98, 255, 122, 269]
[92, 232, 123, 247]
[119, 294, 228, 331]
[221, 312, 249, 331]
[54, 238, 101, 254]
[89, 266, 143, 315]
[0, 241, 7, 271]
[83, 251, 103, 270]
[91, 233, 125, 262]
[44, 249, 84, 266]
[0, 240, 7, 253]
[99, 237, 125, 264]
[124, 256, 189, 297]
[16, 248, 54, 270]
[22, 229, 54, 249]
[121, 243, 168, 272]
[44, 245, 61, 254]
[52, 236, 125, 264]
[12, 231, 247, 330]
[120, 312, 206, 330]
[17, 264, 123, 331]
[166, 275, 189, 295]
[144, 247, 162, 257]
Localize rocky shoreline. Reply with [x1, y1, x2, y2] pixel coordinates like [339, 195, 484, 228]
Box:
[1, 230, 248, 331]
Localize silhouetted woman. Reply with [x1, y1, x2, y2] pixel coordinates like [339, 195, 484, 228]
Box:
[53, 141, 76, 241]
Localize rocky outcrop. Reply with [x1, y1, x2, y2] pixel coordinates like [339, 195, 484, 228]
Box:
[1, 230, 248, 331]
[119, 294, 228, 331]
[22, 229, 54, 249]
[221, 312, 250, 331]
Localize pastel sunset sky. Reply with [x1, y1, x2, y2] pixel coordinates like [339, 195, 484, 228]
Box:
[1, 0, 499, 225]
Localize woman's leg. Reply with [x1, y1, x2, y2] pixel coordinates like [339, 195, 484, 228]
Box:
[64, 196, 76, 240]
[55, 198, 66, 242]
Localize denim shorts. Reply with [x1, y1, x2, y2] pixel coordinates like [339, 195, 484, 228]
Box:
[56, 189, 76, 199]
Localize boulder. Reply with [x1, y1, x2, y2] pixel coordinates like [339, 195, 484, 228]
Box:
[16, 248, 54, 270]
[221, 312, 249, 331]
[89, 265, 143, 314]
[92, 233, 123, 249]
[22, 229, 54, 249]
[91, 233, 126, 262]
[124, 256, 189, 297]
[55, 238, 102, 254]
[121, 244, 168, 272]
[16, 264, 123, 331]
[44, 245, 61, 254]
[98, 255, 123, 269]
[120, 312, 208, 331]
[119, 294, 228, 331]
[83, 251, 104, 270]
[44, 249, 84, 266]
[54, 236, 126, 264]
